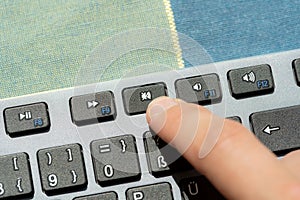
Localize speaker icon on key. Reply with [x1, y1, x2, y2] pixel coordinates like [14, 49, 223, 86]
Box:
[242, 71, 256, 83]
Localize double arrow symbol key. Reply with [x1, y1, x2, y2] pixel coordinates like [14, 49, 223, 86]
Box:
[87, 100, 99, 109]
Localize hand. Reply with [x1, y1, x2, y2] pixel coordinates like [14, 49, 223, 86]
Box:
[146, 96, 300, 200]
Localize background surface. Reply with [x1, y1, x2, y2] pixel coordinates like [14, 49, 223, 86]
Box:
[172, 0, 300, 64]
[1, 0, 300, 99]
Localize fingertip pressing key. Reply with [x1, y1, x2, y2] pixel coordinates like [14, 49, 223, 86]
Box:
[146, 96, 221, 159]
[146, 97, 300, 200]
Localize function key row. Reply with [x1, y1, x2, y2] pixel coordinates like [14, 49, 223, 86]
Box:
[3, 59, 300, 137]
[69, 73, 222, 127]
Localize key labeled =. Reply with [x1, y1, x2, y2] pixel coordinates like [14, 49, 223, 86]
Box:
[99, 144, 111, 153]
[91, 135, 141, 186]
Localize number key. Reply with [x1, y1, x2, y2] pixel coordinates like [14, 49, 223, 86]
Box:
[91, 135, 141, 186]
[0, 153, 33, 199]
[37, 144, 87, 195]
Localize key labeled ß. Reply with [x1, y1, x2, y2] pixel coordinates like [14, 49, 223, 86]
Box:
[144, 131, 192, 177]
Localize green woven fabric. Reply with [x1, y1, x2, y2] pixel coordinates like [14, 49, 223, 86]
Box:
[0, 1, 180, 99]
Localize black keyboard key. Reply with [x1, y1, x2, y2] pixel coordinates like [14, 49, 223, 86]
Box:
[91, 135, 141, 186]
[70, 91, 116, 126]
[180, 176, 225, 200]
[227, 116, 242, 123]
[122, 83, 167, 115]
[37, 144, 87, 195]
[250, 105, 300, 154]
[4, 102, 50, 137]
[175, 74, 222, 105]
[126, 183, 173, 200]
[0, 153, 33, 199]
[293, 58, 300, 86]
[144, 131, 192, 177]
[227, 64, 274, 99]
[73, 192, 118, 200]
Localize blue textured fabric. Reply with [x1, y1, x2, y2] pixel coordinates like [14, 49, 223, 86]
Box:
[171, 0, 300, 65]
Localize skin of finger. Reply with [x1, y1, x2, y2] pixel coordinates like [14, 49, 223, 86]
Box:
[146, 98, 300, 200]
[281, 150, 300, 180]
[148, 98, 209, 154]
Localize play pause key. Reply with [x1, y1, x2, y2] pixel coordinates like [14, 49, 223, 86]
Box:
[4, 102, 50, 137]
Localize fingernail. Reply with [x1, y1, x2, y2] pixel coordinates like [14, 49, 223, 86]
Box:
[148, 97, 178, 133]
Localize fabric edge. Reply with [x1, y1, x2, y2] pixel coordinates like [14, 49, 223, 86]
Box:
[163, 0, 184, 68]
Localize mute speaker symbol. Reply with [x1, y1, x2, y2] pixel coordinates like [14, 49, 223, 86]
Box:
[242, 71, 256, 83]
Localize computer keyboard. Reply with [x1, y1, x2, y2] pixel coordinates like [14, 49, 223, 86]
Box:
[1, 49, 300, 199]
